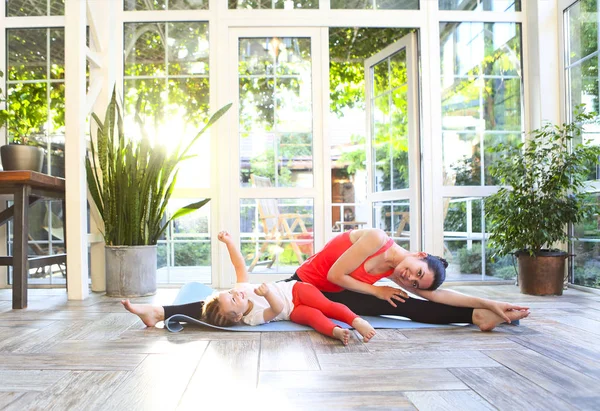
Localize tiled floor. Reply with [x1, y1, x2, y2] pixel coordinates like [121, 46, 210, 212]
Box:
[0, 284, 599, 410]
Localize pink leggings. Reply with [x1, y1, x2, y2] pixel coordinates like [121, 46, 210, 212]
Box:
[290, 282, 359, 337]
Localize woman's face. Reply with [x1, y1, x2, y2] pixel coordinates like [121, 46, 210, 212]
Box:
[393, 253, 434, 290]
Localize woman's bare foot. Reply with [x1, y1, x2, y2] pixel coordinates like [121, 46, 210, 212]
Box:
[473, 308, 530, 332]
[352, 317, 376, 342]
[121, 300, 165, 327]
[332, 326, 350, 345]
[217, 231, 233, 245]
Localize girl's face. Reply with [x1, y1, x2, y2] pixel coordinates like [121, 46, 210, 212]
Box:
[217, 289, 250, 322]
[393, 252, 434, 290]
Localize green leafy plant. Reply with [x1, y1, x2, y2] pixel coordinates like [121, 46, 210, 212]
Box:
[486, 110, 600, 257]
[0, 76, 47, 146]
[86, 88, 231, 246]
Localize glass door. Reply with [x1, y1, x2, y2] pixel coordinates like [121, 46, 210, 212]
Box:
[228, 28, 324, 285]
[365, 32, 421, 250]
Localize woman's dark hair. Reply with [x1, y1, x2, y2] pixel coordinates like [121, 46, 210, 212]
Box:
[424, 254, 447, 291]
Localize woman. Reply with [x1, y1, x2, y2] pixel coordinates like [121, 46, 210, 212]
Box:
[123, 229, 529, 331]
[284, 228, 529, 330]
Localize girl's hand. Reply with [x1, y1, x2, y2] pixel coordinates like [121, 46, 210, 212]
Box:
[254, 283, 270, 297]
[486, 301, 530, 323]
[217, 231, 232, 244]
[374, 285, 409, 307]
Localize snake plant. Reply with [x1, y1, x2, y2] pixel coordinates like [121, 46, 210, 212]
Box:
[86, 88, 231, 246]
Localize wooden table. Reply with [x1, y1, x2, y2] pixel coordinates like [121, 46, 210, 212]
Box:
[0, 171, 66, 308]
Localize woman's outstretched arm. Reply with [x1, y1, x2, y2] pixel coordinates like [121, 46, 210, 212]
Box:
[409, 288, 529, 323]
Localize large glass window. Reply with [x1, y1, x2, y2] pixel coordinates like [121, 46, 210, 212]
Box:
[239, 37, 313, 188]
[440, 21, 523, 280]
[331, 0, 419, 9]
[5, 28, 66, 285]
[565, 0, 600, 289]
[7, 0, 64, 16]
[439, 0, 521, 11]
[124, 0, 208, 11]
[443, 197, 515, 281]
[229, 0, 317, 8]
[329, 28, 413, 236]
[240, 198, 314, 274]
[124, 22, 211, 283]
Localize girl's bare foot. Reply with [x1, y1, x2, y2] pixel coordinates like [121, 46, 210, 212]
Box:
[121, 300, 165, 327]
[352, 317, 376, 342]
[473, 308, 530, 332]
[332, 326, 350, 345]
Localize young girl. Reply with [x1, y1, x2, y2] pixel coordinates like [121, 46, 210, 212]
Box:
[122, 231, 376, 345]
[202, 231, 375, 345]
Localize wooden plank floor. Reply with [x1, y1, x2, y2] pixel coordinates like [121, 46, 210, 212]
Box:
[0, 284, 599, 411]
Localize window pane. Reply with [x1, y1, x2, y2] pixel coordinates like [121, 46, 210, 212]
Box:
[167, 22, 209, 76]
[50, 0, 64, 15]
[444, 197, 504, 281]
[241, 198, 314, 274]
[158, 201, 211, 284]
[50, 29, 65, 80]
[331, 0, 419, 10]
[566, 0, 598, 65]
[7, 0, 64, 16]
[239, 37, 313, 187]
[373, 201, 410, 246]
[439, 0, 521, 11]
[568, 55, 600, 181]
[8, 29, 47, 81]
[572, 194, 600, 289]
[49, 82, 65, 178]
[440, 22, 523, 187]
[124, 23, 166, 76]
[124, 0, 208, 11]
[229, 0, 318, 9]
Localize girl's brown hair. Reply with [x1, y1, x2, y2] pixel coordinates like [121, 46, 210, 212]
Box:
[202, 295, 237, 327]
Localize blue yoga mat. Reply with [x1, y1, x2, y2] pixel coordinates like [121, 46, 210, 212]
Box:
[164, 282, 468, 333]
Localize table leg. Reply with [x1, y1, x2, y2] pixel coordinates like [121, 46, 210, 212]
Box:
[61, 199, 67, 286]
[13, 185, 31, 309]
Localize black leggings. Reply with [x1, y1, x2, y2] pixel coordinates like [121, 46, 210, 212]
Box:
[163, 302, 204, 321]
[282, 273, 473, 324]
[163, 276, 474, 324]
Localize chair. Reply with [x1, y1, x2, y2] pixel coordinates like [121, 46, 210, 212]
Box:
[384, 211, 410, 238]
[248, 175, 314, 272]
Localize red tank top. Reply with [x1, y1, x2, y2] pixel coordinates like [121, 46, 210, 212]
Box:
[296, 231, 395, 292]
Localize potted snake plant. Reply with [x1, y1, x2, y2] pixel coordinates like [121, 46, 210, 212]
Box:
[87, 88, 231, 297]
[486, 110, 600, 295]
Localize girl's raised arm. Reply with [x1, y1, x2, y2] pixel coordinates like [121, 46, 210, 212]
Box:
[218, 231, 248, 283]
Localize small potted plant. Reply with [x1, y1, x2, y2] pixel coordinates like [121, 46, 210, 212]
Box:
[0, 77, 45, 172]
[486, 110, 600, 295]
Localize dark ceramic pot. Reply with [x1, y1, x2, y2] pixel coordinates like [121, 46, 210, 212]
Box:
[0, 144, 44, 172]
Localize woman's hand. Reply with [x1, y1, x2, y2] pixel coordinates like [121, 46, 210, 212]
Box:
[374, 285, 409, 307]
[486, 301, 530, 323]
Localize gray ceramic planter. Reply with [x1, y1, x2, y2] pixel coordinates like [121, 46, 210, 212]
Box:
[105, 245, 157, 297]
[1, 144, 44, 172]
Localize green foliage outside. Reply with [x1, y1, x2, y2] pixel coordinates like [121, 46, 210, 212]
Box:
[456, 245, 515, 278]
[574, 266, 600, 288]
